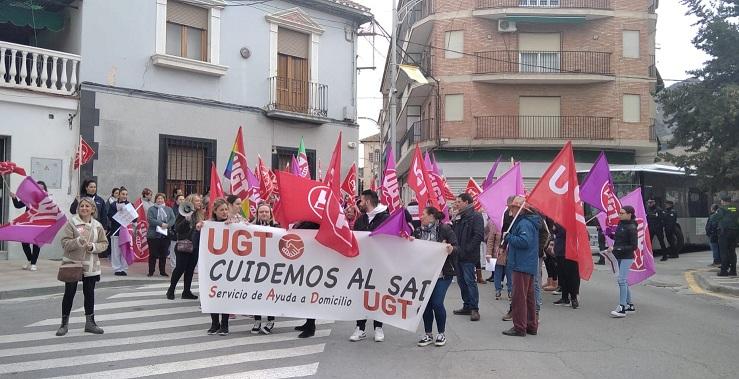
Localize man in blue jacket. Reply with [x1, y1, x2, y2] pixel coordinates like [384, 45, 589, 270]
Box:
[503, 196, 541, 337]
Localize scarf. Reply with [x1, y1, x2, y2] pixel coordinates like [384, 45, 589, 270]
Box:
[419, 221, 438, 242]
[154, 204, 168, 223]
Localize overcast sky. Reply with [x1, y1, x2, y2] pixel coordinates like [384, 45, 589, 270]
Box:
[352, 0, 711, 142]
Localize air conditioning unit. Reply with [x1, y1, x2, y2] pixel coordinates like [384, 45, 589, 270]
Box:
[498, 20, 517, 33]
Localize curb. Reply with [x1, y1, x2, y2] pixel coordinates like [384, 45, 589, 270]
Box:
[693, 271, 739, 297]
[0, 279, 167, 300]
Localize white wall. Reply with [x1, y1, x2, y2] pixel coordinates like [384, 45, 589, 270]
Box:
[0, 90, 80, 260]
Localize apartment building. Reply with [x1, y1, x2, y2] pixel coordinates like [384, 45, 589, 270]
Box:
[380, 0, 658, 196]
[0, 0, 371, 259]
[359, 132, 381, 191]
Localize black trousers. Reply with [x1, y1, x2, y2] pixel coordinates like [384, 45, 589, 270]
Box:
[148, 238, 170, 274]
[544, 255, 558, 279]
[254, 315, 275, 321]
[210, 313, 229, 328]
[21, 243, 40, 264]
[718, 230, 738, 273]
[356, 320, 382, 331]
[649, 227, 667, 252]
[170, 250, 198, 294]
[557, 256, 580, 299]
[664, 227, 678, 257]
[62, 275, 99, 316]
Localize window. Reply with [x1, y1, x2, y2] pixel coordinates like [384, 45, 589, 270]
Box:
[444, 31, 463, 59]
[272, 146, 316, 178]
[445, 94, 464, 121]
[623, 94, 641, 123]
[166, 1, 208, 61]
[275, 27, 311, 113]
[519, 96, 561, 138]
[518, 33, 561, 73]
[622, 30, 640, 58]
[159, 135, 216, 197]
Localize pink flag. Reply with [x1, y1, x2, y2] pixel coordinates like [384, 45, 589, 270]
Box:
[379, 145, 401, 212]
[0, 177, 66, 245]
[597, 188, 656, 285]
[290, 155, 301, 176]
[118, 225, 135, 265]
[477, 163, 525, 233]
[369, 207, 413, 238]
[481, 156, 502, 190]
[580, 151, 621, 228]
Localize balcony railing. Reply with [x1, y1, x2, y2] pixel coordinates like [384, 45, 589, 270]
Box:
[476, 50, 612, 75]
[649, 118, 657, 142]
[400, 118, 435, 152]
[476, 0, 611, 10]
[648, 54, 657, 78]
[0, 41, 80, 96]
[267, 76, 328, 118]
[475, 116, 612, 140]
[404, 0, 434, 28]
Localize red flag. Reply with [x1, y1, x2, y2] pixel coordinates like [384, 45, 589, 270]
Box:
[323, 132, 342, 195]
[207, 162, 225, 217]
[408, 145, 439, 209]
[317, 158, 323, 182]
[316, 189, 359, 257]
[73, 137, 95, 169]
[256, 155, 274, 201]
[269, 169, 279, 201]
[465, 178, 483, 211]
[129, 198, 149, 262]
[379, 145, 401, 212]
[341, 162, 357, 199]
[526, 142, 593, 280]
[440, 177, 456, 201]
[0, 161, 26, 176]
[273, 171, 327, 226]
[370, 175, 377, 192]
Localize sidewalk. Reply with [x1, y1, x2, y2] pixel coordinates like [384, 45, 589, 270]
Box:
[0, 257, 188, 300]
[692, 266, 739, 297]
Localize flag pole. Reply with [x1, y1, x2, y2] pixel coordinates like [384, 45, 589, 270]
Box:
[77, 135, 82, 196]
[500, 200, 526, 246]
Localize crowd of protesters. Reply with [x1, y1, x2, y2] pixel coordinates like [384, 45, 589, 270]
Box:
[13, 178, 733, 343]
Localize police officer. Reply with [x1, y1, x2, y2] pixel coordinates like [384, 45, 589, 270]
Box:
[646, 199, 668, 261]
[662, 200, 679, 260]
[715, 193, 738, 277]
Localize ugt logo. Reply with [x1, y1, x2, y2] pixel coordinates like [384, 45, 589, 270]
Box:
[307, 185, 332, 218]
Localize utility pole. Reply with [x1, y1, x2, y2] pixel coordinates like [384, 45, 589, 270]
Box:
[389, 0, 398, 163]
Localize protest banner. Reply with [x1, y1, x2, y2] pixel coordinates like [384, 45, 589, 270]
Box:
[197, 221, 448, 332]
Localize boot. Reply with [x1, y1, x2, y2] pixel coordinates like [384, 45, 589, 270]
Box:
[55, 315, 70, 336]
[166, 285, 175, 300]
[84, 314, 104, 334]
[476, 268, 485, 284]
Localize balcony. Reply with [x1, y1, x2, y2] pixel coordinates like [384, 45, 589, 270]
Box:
[398, 0, 434, 56]
[474, 50, 613, 84]
[474, 0, 613, 21]
[475, 115, 612, 140]
[0, 41, 80, 96]
[399, 118, 436, 156]
[649, 54, 657, 78]
[266, 76, 328, 124]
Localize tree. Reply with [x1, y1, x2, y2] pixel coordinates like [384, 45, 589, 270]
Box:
[657, 0, 739, 190]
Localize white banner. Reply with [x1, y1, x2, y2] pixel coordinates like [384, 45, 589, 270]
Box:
[112, 203, 138, 227]
[197, 222, 448, 332]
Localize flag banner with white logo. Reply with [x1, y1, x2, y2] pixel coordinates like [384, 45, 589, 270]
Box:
[198, 221, 447, 332]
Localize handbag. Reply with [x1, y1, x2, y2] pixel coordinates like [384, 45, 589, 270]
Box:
[57, 262, 84, 283]
[175, 239, 194, 254]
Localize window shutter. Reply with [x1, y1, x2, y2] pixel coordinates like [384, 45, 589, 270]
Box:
[278, 27, 310, 59]
[622, 30, 640, 58]
[167, 1, 209, 30]
[518, 33, 560, 51]
[623, 94, 641, 123]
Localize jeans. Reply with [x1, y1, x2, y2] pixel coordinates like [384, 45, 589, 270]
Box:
[617, 259, 633, 306]
[493, 264, 512, 294]
[710, 242, 720, 264]
[62, 275, 98, 316]
[511, 271, 537, 333]
[422, 276, 452, 334]
[21, 243, 40, 264]
[534, 258, 542, 311]
[110, 236, 128, 273]
[456, 262, 479, 311]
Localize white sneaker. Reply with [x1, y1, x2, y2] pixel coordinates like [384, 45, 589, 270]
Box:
[22, 263, 30, 270]
[610, 305, 627, 318]
[260, 321, 274, 335]
[349, 327, 366, 342]
[417, 334, 433, 347]
[251, 322, 261, 334]
[434, 333, 447, 346]
[374, 327, 384, 342]
[29, 265, 38, 271]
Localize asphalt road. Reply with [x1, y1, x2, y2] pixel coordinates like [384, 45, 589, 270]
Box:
[0, 251, 737, 379]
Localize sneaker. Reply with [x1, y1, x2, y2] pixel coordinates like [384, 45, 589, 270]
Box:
[435, 333, 447, 346]
[251, 322, 261, 334]
[625, 303, 636, 313]
[502, 327, 525, 337]
[502, 312, 512, 321]
[29, 265, 38, 271]
[349, 327, 366, 342]
[21, 262, 30, 270]
[610, 305, 627, 318]
[470, 310, 480, 321]
[495, 290, 501, 300]
[218, 326, 229, 336]
[417, 334, 433, 347]
[207, 324, 220, 335]
[260, 321, 274, 335]
[374, 327, 385, 342]
[507, 291, 512, 300]
[552, 287, 562, 296]
[553, 298, 570, 306]
[114, 271, 127, 276]
[297, 329, 315, 338]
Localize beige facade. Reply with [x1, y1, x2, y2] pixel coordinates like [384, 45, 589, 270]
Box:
[360, 133, 381, 191]
[380, 0, 659, 195]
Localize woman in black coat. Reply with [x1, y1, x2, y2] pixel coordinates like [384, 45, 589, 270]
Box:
[414, 206, 457, 347]
[607, 205, 639, 318]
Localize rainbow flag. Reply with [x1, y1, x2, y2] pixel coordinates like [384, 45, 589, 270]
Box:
[224, 126, 247, 180]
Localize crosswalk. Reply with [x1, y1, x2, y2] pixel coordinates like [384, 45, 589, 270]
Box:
[0, 281, 332, 378]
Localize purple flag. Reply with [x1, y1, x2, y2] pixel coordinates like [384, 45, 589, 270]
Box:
[431, 152, 442, 175]
[481, 156, 502, 190]
[580, 151, 616, 212]
[370, 207, 413, 238]
[290, 155, 301, 176]
[423, 151, 434, 171]
[0, 177, 67, 245]
[597, 188, 656, 285]
[477, 163, 525, 233]
[119, 226, 135, 265]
